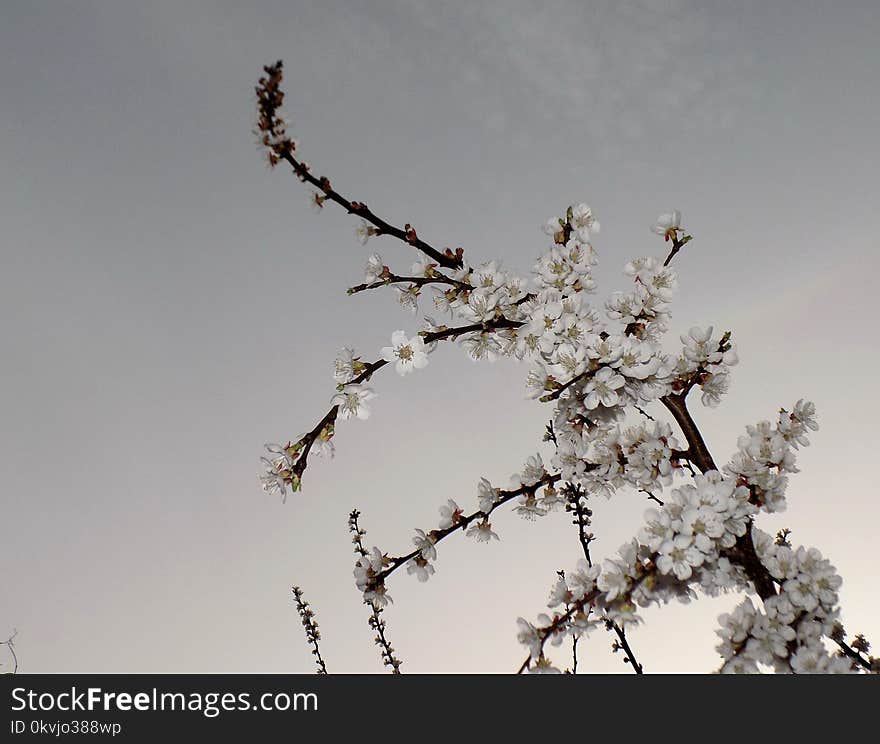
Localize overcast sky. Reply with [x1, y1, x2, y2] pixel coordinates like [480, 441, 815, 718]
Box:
[2, 0, 879, 673]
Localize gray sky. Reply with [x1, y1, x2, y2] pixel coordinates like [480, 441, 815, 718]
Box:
[2, 0, 878, 673]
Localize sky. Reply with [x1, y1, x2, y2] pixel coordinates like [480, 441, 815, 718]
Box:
[1, 0, 878, 674]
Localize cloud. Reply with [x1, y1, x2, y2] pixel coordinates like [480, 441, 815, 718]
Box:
[369, 0, 765, 159]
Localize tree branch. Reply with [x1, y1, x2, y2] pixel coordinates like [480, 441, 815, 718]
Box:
[608, 620, 644, 674]
[834, 639, 876, 672]
[348, 510, 403, 673]
[517, 564, 656, 674]
[663, 235, 691, 267]
[348, 273, 471, 296]
[268, 317, 524, 491]
[661, 392, 777, 600]
[659, 393, 718, 473]
[566, 484, 644, 674]
[291, 586, 328, 674]
[256, 61, 462, 271]
[372, 472, 562, 588]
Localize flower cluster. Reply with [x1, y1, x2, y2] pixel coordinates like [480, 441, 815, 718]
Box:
[517, 471, 765, 668]
[725, 399, 818, 512]
[434, 260, 527, 361]
[551, 420, 683, 499]
[354, 547, 392, 607]
[717, 531, 851, 673]
[259, 433, 334, 502]
[534, 212, 599, 294]
[406, 529, 437, 582]
[259, 442, 303, 500]
[640, 473, 755, 583]
[519, 209, 674, 411]
[516, 400, 853, 673]
[606, 256, 678, 342]
[667, 326, 739, 407]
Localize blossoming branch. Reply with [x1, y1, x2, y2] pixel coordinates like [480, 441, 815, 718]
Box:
[255, 61, 877, 675]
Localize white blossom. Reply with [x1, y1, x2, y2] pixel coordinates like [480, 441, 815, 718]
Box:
[477, 477, 498, 512]
[330, 384, 376, 420]
[355, 221, 378, 245]
[380, 330, 429, 375]
[570, 202, 600, 239]
[412, 528, 437, 561]
[651, 210, 682, 241]
[406, 557, 435, 582]
[466, 519, 499, 542]
[364, 253, 385, 283]
[333, 346, 363, 384]
[438, 499, 463, 530]
[583, 367, 625, 409]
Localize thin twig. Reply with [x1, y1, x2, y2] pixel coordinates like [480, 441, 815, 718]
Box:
[833, 636, 876, 673]
[270, 317, 524, 492]
[3, 631, 18, 675]
[256, 61, 462, 271]
[516, 566, 656, 674]
[566, 484, 594, 567]
[291, 586, 328, 674]
[639, 488, 664, 506]
[634, 405, 655, 422]
[566, 485, 644, 674]
[348, 273, 470, 295]
[348, 511, 403, 673]
[608, 620, 644, 674]
[662, 235, 690, 267]
[661, 392, 778, 601]
[373, 472, 563, 587]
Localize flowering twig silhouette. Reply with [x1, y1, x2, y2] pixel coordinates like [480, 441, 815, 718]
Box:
[292, 586, 327, 674]
[348, 511, 402, 673]
[564, 483, 644, 674]
[369, 472, 562, 593]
